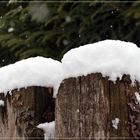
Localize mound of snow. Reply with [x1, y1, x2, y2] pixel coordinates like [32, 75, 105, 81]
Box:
[0, 57, 64, 97]
[62, 40, 139, 82]
[37, 121, 55, 140]
[0, 40, 140, 96]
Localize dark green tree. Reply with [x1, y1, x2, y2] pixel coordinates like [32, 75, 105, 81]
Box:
[0, 0, 139, 66]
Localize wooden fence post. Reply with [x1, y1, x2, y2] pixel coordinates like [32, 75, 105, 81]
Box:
[0, 86, 55, 140]
[55, 73, 140, 139]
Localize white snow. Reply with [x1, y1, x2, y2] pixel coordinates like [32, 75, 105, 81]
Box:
[112, 118, 120, 129]
[62, 40, 139, 83]
[0, 57, 64, 97]
[37, 121, 55, 140]
[0, 100, 4, 106]
[0, 40, 140, 96]
[8, 27, 14, 32]
[135, 92, 140, 105]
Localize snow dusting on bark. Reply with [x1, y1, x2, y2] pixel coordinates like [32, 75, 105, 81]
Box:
[135, 92, 140, 105]
[112, 118, 120, 129]
[0, 100, 4, 106]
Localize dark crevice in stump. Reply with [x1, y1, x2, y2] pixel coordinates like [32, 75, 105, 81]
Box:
[34, 87, 55, 123]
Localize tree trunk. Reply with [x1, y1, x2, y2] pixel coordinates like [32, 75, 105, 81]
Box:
[56, 73, 140, 139]
[0, 86, 55, 140]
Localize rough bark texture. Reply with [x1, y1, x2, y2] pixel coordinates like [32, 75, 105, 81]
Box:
[56, 73, 140, 139]
[0, 86, 55, 140]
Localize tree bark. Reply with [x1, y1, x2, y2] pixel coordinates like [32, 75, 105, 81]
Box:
[0, 86, 55, 140]
[56, 73, 140, 139]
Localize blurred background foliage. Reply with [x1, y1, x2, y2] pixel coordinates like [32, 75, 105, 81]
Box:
[0, 0, 140, 67]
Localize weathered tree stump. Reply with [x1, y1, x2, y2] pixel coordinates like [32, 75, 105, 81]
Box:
[56, 73, 140, 139]
[0, 86, 55, 140]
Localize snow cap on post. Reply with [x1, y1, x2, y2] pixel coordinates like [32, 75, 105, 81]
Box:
[62, 40, 139, 83]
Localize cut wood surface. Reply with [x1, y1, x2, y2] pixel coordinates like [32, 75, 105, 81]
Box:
[0, 86, 55, 140]
[56, 73, 140, 139]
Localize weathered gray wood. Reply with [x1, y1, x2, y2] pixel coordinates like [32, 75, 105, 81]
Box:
[0, 86, 54, 140]
[56, 73, 139, 139]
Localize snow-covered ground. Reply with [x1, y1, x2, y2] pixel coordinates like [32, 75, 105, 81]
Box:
[0, 40, 140, 97]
